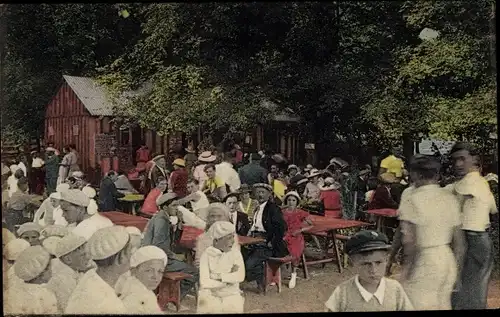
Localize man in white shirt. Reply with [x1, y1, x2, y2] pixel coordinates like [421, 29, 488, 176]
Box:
[244, 183, 288, 293]
[449, 142, 497, 310]
[216, 151, 241, 193]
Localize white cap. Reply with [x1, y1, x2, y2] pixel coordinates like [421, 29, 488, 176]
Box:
[59, 189, 90, 207]
[49, 192, 61, 200]
[42, 236, 62, 256]
[126, 226, 142, 236]
[206, 221, 235, 239]
[14, 245, 51, 282]
[4, 238, 31, 261]
[130, 246, 168, 268]
[82, 186, 96, 199]
[87, 226, 130, 260]
[54, 233, 87, 258]
[2, 228, 16, 246]
[56, 183, 70, 193]
[40, 225, 69, 238]
[17, 222, 43, 237]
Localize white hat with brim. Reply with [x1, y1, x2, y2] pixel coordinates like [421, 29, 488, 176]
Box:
[59, 189, 90, 207]
[87, 226, 130, 260]
[70, 171, 84, 178]
[185, 147, 196, 153]
[152, 155, 165, 162]
[287, 164, 299, 171]
[198, 151, 216, 163]
[54, 233, 87, 258]
[253, 183, 273, 192]
[45, 147, 57, 153]
[307, 169, 321, 178]
[283, 191, 301, 203]
[41, 225, 69, 238]
[304, 164, 313, 172]
[4, 238, 31, 261]
[14, 245, 51, 282]
[130, 245, 168, 268]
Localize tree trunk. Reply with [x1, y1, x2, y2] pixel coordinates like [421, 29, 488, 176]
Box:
[0, 5, 7, 128]
[402, 133, 414, 160]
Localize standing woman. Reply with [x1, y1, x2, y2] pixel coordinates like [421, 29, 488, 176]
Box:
[57, 146, 72, 185]
[197, 221, 245, 314]
[282, 191, 313, 289]
[44, 147, 60, 195]
[398, 155, 464, 310]
[30, 151, 45, 195]
[448, 143, 498, 310]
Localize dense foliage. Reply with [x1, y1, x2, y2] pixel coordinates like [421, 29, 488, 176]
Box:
[2, 2, 496, 155]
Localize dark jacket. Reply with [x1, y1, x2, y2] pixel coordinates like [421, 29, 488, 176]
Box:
[235, 211, 251, 236]
[142, 211, 176, 258]
[262, 200, 288, 257]
[238, 162, 268, 187]
[367, 185, 398, 210]
[98, 176, 125, 212]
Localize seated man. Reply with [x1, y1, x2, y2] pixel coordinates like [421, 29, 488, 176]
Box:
[4, 177, 41, 232]
[141, 193, 199, 301]
[174, 178, 210, 215]
[98, 171, 125, 212]
[244, 183, 288, 293]
[224, 193, 250, 236]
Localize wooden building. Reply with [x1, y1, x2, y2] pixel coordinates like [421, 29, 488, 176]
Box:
[44, 75, 302, 183]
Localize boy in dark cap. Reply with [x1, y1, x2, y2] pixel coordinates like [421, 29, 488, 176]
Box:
[324, 230, 413, 312]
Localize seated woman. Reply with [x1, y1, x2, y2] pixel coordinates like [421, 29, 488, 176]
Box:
[115, 246, 167, 314]
[140, 177, 167, 216]
[282, 191, 313, 289]
[4, 245, 58, 314]
[4, 177, 42, 232]
[319, 177, 342, 218]
[367, 172, 399, 210]
[194, 203, 239, 268]
[197, 221, 245, 314]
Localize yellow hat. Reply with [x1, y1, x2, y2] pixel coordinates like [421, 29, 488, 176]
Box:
[173, 158, 185, 167]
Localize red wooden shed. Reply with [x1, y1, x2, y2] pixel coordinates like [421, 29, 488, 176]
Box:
[44, 75, 184, 184]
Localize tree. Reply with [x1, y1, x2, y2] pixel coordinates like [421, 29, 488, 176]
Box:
[2, 4, 142, 142]
[363, 0, 496, 155]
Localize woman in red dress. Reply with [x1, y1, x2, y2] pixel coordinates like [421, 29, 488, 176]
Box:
[282, 191, 313, 289]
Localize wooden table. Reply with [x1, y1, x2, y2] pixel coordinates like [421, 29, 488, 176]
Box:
[366, 209, 398, 235]
[177, 226, 265, 264]
[100, 211, 149, 231]
[118, 194, 145, 216]
[304, 215, 371, 273]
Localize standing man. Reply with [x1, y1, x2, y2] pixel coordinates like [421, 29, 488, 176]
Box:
[169, 159, 188, 198]
[44, 147, 60, 196]
[244, 183, 288, 293]
[449, 142, 498, 310]
[135, 143, 150, 171]
[98, 171, 125, 212]
[216, 151, 241, 193]
[184, 144, 197, 178]
[238, 153, 268, 187]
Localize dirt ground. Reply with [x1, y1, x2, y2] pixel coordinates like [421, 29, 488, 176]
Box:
[173, 262, 500, 313]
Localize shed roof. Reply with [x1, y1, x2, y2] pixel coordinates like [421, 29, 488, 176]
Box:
[62, 75, 300, 122]
[63, 75, 114, 116]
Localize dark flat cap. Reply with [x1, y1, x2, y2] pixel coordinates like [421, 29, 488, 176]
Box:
[345, 230, 390, 255]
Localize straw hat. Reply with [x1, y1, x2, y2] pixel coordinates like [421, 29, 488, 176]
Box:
[320, 177, 341, 191]
[185, 145, 196, 154]
[379, 172, 399, 184]
[307, 169, 321, 178]
[283, 191, 301, 203]
[173, 158, 185, 167]
[253, 183, 273, 192]
[287, 164, 299, 172]
[238, 184, 252, 193]
[198, 151, 216, 163]
[304, 164, 313, 172]
[152, 154, 165, 162]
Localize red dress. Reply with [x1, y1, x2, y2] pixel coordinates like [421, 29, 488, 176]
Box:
[283, 209, 309, 265]
[320, 190, 342, 218]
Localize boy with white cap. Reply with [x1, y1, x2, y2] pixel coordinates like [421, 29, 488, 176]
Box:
[58, 188, 113, 240]
[4, 245, 59, 314]
[17, 222, 43, 246]
[115, 245, 167, 314]
[65, 226, 131, 314]
[3, 238, 31, 291]
[47, 233, 95, 312]
[33, 183, 70, 226]
[324, 230, 413, 312]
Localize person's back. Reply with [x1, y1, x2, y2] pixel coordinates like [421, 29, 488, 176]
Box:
[238, 156, 268, 187]
[99, 175, 124, 212]
[142, 211, 175, 258]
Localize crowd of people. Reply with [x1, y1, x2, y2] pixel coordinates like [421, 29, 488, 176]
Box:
[1, 140, 499, 313]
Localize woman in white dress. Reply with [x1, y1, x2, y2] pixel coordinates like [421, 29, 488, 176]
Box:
[197, 221, 245, 314]
[115, 245, 168, 314]
[398, 155, 464, 310]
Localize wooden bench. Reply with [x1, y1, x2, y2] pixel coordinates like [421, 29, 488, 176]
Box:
[263, 254, 308, 294]
[156, 272, 193, 312]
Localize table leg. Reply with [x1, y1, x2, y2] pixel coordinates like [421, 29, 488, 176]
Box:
[376, 216, 382, 233]
[131, 202, 137, 216]
[330, 230, 343, 273]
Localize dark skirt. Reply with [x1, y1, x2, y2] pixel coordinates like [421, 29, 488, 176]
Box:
[30, 168, 45, 195]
